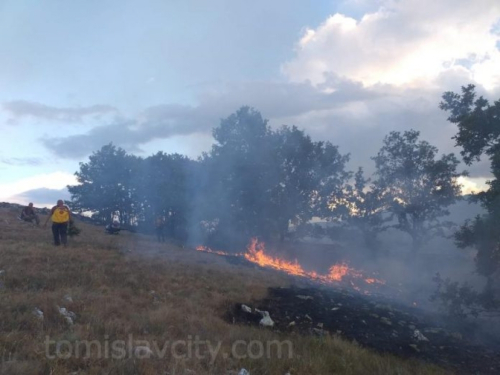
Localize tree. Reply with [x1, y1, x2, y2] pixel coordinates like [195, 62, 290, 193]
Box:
[135, 152, 196, 239]
[68, 144, 139, 225]
[373, 130, 465, 252]
[332, 168, 391, 254]
[440, 85, 500, 281]
[204, 107, 278, 246]
[270, 126, 349, 241]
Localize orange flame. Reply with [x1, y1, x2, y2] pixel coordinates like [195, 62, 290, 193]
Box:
[196, 238, 385, 290]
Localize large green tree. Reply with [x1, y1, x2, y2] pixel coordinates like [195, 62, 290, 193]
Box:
[68, 144, 139, 225]
[373, 130, 464, 252]
[440, 85, 500, 280]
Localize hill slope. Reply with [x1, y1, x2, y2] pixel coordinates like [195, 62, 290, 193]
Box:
[0, 205, 449, 375]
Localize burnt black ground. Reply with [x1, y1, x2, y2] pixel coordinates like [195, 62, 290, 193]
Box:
[230, 286, 500, 375]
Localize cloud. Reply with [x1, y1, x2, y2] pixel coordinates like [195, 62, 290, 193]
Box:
[38, 0, 499, 183]
[282, 0, 500, 90]
[2, 100, 118, 122]
[1, 157, 43, 166]
[0, 171, 77, 203]
[12, 187, 71, 207]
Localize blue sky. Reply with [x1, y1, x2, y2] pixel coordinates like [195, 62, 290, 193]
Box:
[1, 0, 500, 206]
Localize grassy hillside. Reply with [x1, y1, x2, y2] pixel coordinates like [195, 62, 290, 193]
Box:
[0, 206, 449, 375]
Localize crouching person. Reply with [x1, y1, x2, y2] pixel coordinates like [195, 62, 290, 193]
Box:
[43, 200, 72, 246]
[20, 202, 40, 226]
[105, 220, 121, 234]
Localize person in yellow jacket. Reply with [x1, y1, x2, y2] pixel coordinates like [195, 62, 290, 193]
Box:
[43, 200, 72, 246]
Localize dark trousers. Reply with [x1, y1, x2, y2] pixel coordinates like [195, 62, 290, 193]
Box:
[52, 222, 68, 246]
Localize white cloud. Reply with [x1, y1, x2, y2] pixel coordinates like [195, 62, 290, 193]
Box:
[282, 0, 500, 90]
[0, 172, 78, 205]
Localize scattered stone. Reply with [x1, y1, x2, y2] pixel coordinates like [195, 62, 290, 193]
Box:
[408, 324, 416, 330]
[58, 306, 76, 325]
[450, 332, 463, 341]
[241, 304, 252, 313]
[317, 322, 323, 328]
[296, 295, 313, 300]
[380, 317, 392, 326]
[63, 294, 73, 303]
[33, 308, 44, 320]
[361, 320, 367, 325]
[256, 310, 274, 327]
[414, 329, 429, 342]
[0, 270, 4, 275]
[331, 307, 340, 311]
[288, 321, 296, 327]
[370, 313, 379, 319]
[238, 369, 250, 375]
[305, 314, 313, 321]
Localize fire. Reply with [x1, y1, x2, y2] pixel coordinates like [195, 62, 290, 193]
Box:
[196, 238, 385, 290]
[244, 238, 308, 277]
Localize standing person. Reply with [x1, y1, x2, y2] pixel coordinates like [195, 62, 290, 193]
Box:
[43, 200, 72, 246]
[20, 202, 40, 226]
[155, 216, 166, 243]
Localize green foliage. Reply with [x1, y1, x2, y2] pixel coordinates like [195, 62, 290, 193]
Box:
[331, 168, 391, 253]
[440, 85, 500, 277]
[202, 107, 350, 246]
[68, 144, 140, 225]
[372, 130, 464, 251]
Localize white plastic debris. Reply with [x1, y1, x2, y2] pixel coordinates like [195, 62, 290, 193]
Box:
[238, 369, 250, 375]
[256, 309, 274, 327]
[241, 304, 252, 313]
[33, 308, 44, 320]
[58, 306, 76, 325]
[413, 329, 429, 342]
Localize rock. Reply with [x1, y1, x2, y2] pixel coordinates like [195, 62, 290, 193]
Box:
[413, 330, 429, 342]
[409, 324, 416, 330]
[288, 321, 296, 327]
[58, 306, 76, 325]
[380, 317, 392, 326]
[331, 307, 340, 311]
[238, 369, 250, 375]
[255, 309, 274, 327]
[305, 314, 312, 321]
[296, 295, 313, 300]
[241, 304, 252, 313]
[63, 294, 73, 303]
[317, 322, 323, 328]
[370, 313, 379, 319]
[33, 308, 44, 320]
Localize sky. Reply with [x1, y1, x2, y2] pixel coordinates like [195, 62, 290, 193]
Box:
[1, 0, 500, 207]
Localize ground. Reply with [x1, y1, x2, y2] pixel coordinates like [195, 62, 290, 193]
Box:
[0, 204, 454, 375]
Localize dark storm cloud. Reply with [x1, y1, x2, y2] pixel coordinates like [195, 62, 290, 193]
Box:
[3, 100, 117, 122]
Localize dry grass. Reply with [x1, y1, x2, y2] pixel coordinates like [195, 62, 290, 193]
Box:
[0, 207, 450, 375]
